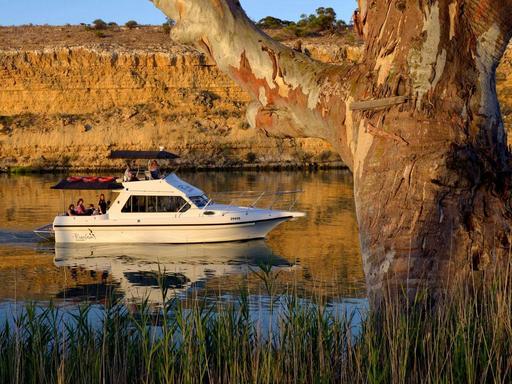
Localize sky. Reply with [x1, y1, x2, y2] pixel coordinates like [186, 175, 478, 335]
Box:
[0, 0, 357, 26]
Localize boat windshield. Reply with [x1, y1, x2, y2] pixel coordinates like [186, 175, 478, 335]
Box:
[189, 195, 210, 208]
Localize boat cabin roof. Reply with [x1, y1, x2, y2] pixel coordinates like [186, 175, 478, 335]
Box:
[122, 174, 205, 197]
[108, 150, 179, 160]
[51, 179, 124, 190]
[51, 174, 205, 197]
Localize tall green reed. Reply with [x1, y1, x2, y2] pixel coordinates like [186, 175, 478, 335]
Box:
[0, 261, 510, 384]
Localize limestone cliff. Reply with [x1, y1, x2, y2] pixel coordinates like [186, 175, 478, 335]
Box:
[0, 26, 510, 171]
[498, 45, 512, 134]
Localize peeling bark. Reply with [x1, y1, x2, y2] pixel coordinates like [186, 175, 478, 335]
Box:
[150, 0, 512, 301]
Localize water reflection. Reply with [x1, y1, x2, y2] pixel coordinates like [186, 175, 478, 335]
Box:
[53, 241, 293, 303]
[0, 171, 366, 306]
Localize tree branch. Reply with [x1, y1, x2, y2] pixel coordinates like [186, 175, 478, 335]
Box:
[150, 0, 355, 158]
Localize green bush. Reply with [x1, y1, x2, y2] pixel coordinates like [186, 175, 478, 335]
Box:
[318, 150, 332, 162]
[258, 8, 348, 38]
[162, 18, 175, 34]
[256, 16, 293, 29]
[125, 20, 138, 29]
[245, 152, 257, 163]
[92, 19, 107, 30]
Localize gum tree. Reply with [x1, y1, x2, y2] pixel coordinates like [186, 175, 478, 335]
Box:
[150, 0, 512, 299]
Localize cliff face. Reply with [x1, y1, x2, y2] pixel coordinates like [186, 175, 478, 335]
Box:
[0, 26, 510, 170]
[0, 45, 261, 170]
[498, 46, 512, 133]
[0, 26, 348, 170]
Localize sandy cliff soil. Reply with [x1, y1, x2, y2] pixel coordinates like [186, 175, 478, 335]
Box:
[0, 26, 509, 171]
[498, 46, 512, 134]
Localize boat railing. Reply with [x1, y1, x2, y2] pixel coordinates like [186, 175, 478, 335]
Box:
[202, 198, 214, 211]
[210, 190, 303, 211]
[177, 201, 191, 213]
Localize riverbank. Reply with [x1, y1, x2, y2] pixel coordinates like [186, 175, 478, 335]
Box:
[1, 161, 348, 175]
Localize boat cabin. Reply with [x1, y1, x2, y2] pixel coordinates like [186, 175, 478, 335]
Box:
[109, 173, 213, 215]
[49, 150, 208, 216]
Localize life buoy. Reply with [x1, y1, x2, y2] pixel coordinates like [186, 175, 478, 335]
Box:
[66, 176, 82, 182]
[83, 176, 99, 183]
[98, 176, 115, 183]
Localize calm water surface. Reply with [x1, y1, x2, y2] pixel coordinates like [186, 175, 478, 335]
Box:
[0, 170, 366, 313]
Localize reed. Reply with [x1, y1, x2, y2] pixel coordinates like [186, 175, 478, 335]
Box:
[0, 263, 511, 384]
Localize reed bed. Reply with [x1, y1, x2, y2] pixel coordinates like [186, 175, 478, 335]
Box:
[0, 264, 511, 384]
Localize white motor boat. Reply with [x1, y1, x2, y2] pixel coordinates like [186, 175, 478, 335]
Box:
[38, 150, 305, 244]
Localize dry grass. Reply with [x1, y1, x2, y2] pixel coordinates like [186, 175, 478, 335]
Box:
[0, 25, 174, 51]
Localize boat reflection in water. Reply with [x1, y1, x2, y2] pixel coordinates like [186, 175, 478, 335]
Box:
[54, 240, 293, 304]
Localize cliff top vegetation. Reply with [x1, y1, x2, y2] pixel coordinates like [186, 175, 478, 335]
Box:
[0, 8, 358, 51]
[0, 25, 174, 50]
[256, 7, 349, 38]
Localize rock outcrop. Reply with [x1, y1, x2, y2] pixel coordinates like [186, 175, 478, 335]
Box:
[498, 44, 512, 134]
[0, 26, 510, 171]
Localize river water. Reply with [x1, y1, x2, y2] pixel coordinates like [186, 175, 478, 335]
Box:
[0, 170, 366, 314]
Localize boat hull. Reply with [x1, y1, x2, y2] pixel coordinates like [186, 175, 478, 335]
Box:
[54, 217, 291, 244]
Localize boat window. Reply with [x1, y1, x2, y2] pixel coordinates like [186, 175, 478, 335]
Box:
[158, 196, 191, 213]
[189, 195, 210, 208]
[122, 196, 190, 213]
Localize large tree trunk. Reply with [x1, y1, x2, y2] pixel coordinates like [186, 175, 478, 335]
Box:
[150, 0, 512, 300]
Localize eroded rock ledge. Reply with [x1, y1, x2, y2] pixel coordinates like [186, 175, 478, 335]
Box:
[0, 26, 509, 171]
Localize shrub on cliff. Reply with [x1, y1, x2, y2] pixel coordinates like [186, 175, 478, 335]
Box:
[300, 7, 338, 32]
[258, 8, 348, 38]
[195, 90, 220, 109]
[162, 17, 175, 34]
[289, 8, 343, 36]
[256, 16, 293, 29]
[125, 20, 138, 29]
[246, 152, 257, 163]
[92, 19, 107, 30]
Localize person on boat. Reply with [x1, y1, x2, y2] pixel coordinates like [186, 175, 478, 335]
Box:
[98, 194, 108, 214]
[66, 204, 76, 216]
[86, 204, 98, 216]
[75, 198, 86, 215]
[149, 160, 160, 179]
[124, 161, 138, 182]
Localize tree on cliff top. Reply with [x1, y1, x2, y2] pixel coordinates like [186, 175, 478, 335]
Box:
[125, 20, 138, 29]
[257, 8, 347, 37]
[298, 7, 337, 32]
[149, 0, 512, 301]
[256, 16, 293, 29]
[92, 19, 107, 30]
